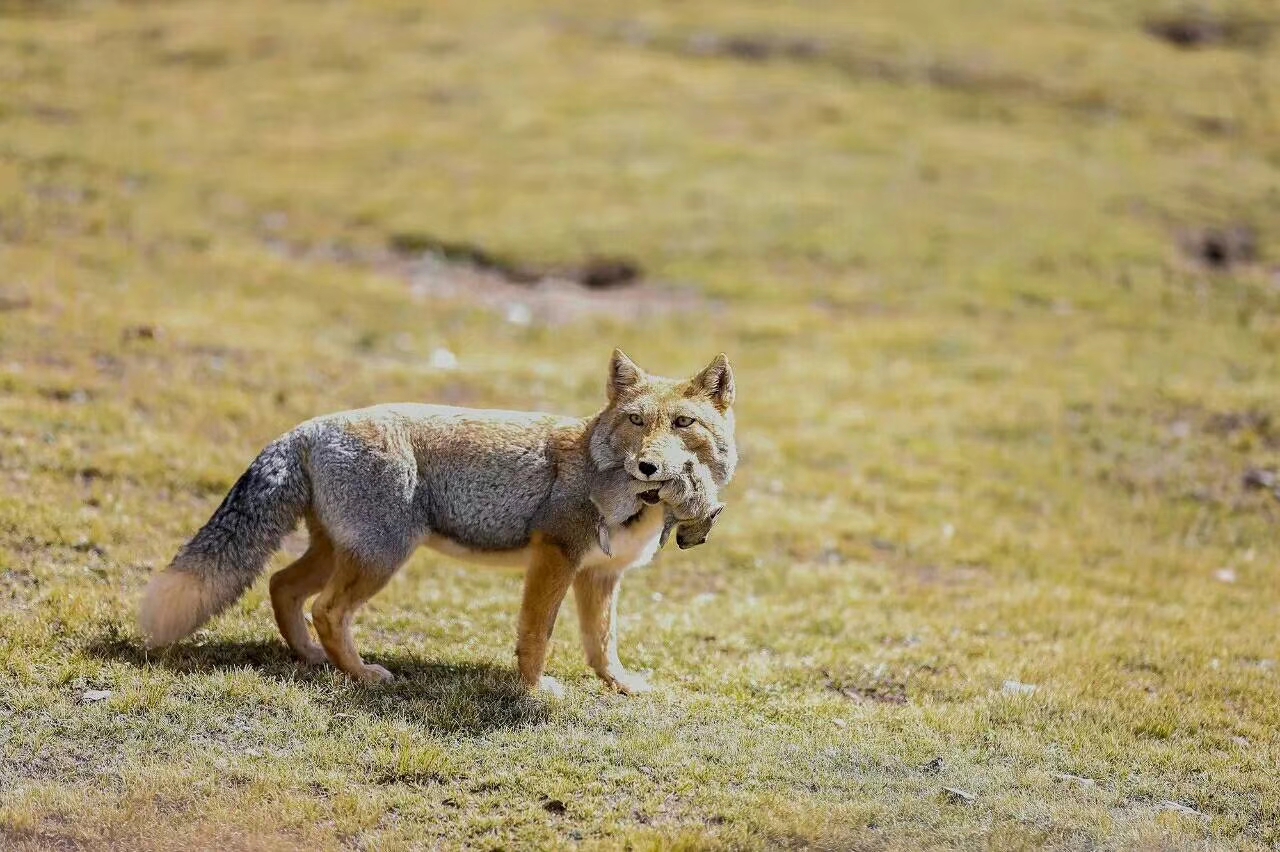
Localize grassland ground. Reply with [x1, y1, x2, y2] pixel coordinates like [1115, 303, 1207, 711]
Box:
[1, 0, 1279, 849]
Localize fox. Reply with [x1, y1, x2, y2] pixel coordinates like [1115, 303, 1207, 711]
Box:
[138, 350, 736, 696]
[592, 459, 725, 556]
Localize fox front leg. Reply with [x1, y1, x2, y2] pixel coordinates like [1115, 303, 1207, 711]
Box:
[573, 567, 653, 695]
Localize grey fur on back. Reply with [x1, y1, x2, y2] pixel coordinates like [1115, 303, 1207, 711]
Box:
[169, 401, 605, 590]
[300, 404, 582, 569]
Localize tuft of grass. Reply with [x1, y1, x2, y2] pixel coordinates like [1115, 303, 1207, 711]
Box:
[1, 0, 1279, 849]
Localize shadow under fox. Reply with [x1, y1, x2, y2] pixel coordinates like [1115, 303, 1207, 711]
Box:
[139, 350, 736, 696]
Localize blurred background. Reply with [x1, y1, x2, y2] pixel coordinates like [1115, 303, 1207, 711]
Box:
[2, 1, 1279, 849]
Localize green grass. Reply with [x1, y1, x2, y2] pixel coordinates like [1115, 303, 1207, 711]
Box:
[2, 0, 1279, 848]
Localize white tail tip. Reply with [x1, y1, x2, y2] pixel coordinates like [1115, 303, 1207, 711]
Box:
[137, 569, 220, 648]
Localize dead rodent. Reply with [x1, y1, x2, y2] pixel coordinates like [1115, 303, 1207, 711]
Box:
[590, 460, 724, 556]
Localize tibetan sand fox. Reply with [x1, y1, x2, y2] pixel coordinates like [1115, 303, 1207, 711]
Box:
[139, 351, 736, 696]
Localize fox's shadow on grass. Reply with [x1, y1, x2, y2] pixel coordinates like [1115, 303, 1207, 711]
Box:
[85, 631, 548, 734]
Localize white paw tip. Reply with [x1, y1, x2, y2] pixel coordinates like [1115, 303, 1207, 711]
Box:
[538, 675, 568, 699]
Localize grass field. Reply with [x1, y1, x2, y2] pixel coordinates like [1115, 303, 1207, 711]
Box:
[2, 0, 1280, 848]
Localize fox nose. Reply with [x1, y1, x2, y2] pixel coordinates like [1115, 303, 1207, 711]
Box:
[637, 460, 659, 477]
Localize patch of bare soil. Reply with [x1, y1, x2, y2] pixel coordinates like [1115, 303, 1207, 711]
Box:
[1205, 408, 1277, 446]
[823, 666, 909, 705]
[0, 0, 75, 17]
[266, 233, 714, 327]
[387, 232, 643, 289]
[1145, 10, 1272, 50]
[0, 289, 33, 311]
[1241, 467, 1280, 501]
[602, 22, 1107, 111]
[403, 254, 708, 326]
[680, 32, 826, 64]
[1179, 224, 1259, 271]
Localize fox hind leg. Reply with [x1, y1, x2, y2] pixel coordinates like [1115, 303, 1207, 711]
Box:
[311, 549, 398, 683]
[269, 523, 335, 665]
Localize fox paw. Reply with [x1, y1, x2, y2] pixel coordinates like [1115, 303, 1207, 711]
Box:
[351, 663, 394, 684]
[294, 643, 329, 666]
[533, 675, 567, 699]
[604, 669, 654, 696]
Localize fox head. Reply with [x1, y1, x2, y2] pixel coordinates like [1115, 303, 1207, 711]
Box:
[589, 350, 737, 489]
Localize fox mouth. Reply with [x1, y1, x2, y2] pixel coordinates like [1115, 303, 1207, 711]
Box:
[639, 489, 662, 505]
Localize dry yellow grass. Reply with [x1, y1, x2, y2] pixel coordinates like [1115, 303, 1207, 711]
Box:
[1, 0, 1279, 849]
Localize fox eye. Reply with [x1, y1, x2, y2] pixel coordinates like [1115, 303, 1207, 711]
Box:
[628, 413, 644, 426]
[673, 415, 695, 428]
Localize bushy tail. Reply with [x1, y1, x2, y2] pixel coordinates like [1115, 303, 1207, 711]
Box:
[139, 434, 310, 647]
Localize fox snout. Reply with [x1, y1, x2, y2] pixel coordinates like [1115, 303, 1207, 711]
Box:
[626, 456, 674, 481]
[627, 435, 691, 482]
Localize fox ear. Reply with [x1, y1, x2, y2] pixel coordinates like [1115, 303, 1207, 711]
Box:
[608, 349, 646, 400]
[694, 353, 735, 412]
